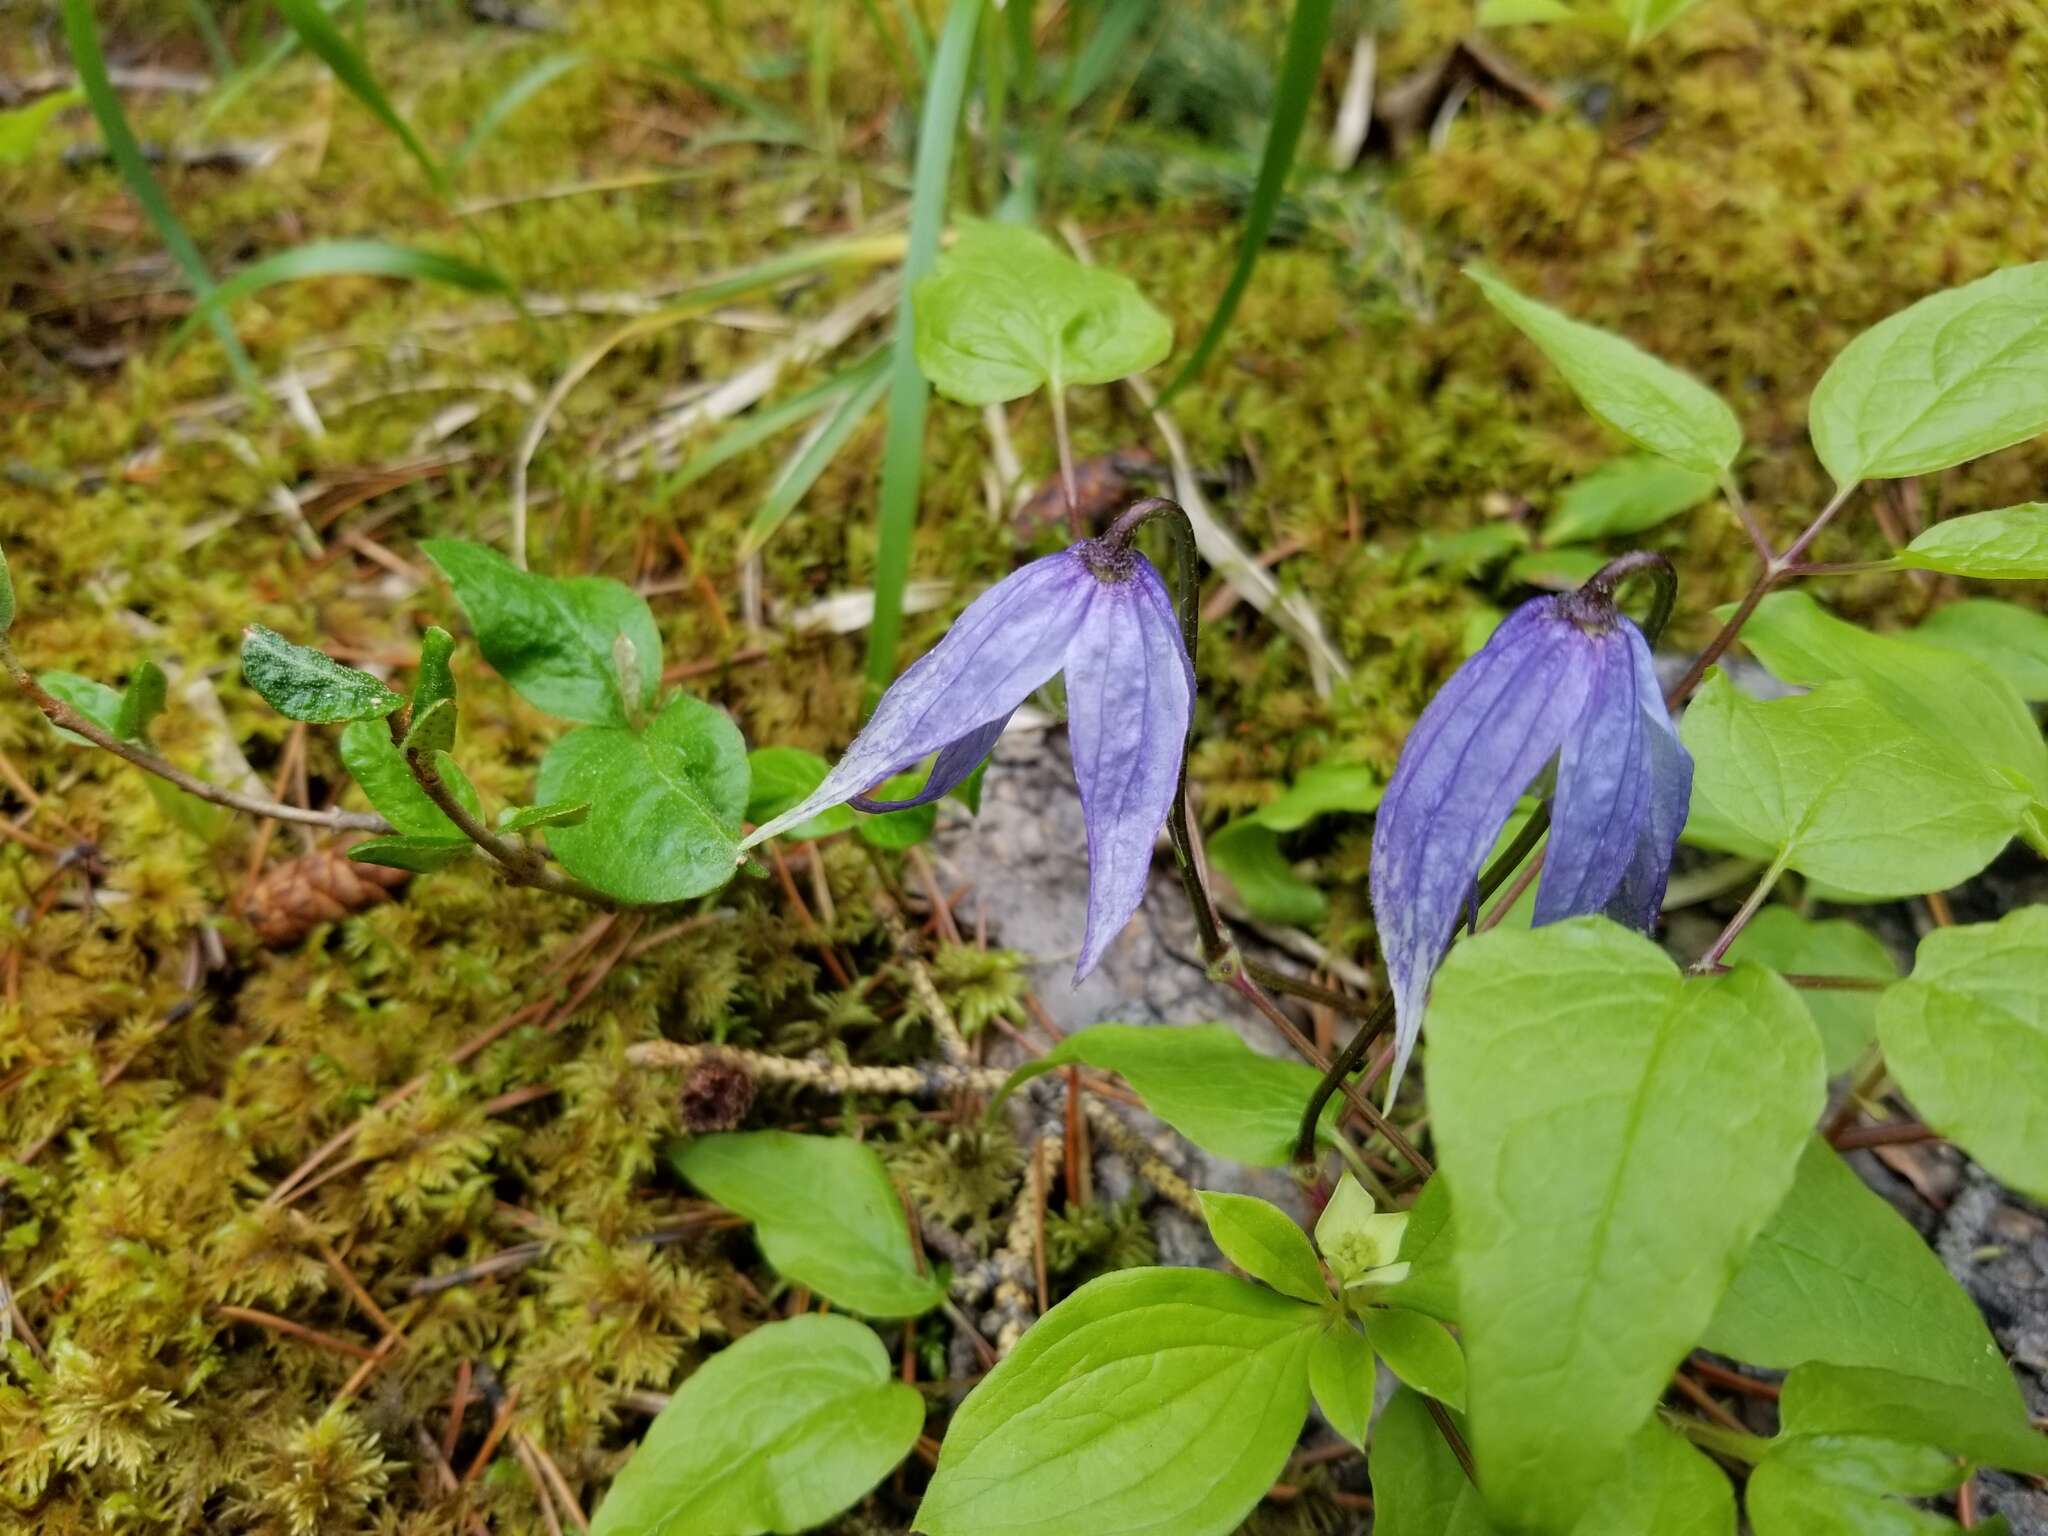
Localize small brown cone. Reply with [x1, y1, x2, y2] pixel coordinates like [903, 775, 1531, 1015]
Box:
[678, 1057, 755, 1134]
[244, 845, 410, 947]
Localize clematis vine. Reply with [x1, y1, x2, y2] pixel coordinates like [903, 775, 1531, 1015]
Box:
[1370, 555, 1691, 1103]
[742, 528, 1194, 981]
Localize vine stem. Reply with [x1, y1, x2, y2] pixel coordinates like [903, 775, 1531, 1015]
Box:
[3, 644, 390, 834]
[394, 726, 622, 910]
[1690, 854, 1789, 974]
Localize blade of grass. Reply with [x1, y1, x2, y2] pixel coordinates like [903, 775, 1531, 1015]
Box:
[857, 0, 919, 89]
[169, 239, 508, 351]
[862, 0, 981, 701]
[271, 0, 451, 198]
[891, 0, 935, 76]
[740, 360, 892, 556]
[641, 58, 805, 142]
[1155, 0, 1334, 405]
[655, 350, 885, 500]
[202, 0, 347, 126]
[1059, 0, 1152, 109]
[181, 0, 237, 76]
[450, 51, 586, 172]
[61, 0, 257, 390]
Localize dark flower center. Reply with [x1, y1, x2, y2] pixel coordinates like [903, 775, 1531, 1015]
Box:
[1077, 538, 1140, 583]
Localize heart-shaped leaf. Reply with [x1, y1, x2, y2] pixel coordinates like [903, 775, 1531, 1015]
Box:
[537, 693, 747, 905]
[1426, 918, 1822, 1534]
[423, 539, 661, 728]
[241, 625, 403, 723]
[915, 1268, 1321, 1536]
[673, 1132, 942, 1318]
[588, 1314, 923, 1536]
[1808, 261, 2048, 485]
[913, 221, 1172, 405]
[1878, 908, 2048, 1202]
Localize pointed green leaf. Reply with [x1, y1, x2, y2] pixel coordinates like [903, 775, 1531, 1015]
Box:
[1779, 1363, 2048, 1475]
[1736, 590, 2048, 813]
[1679, 671, 2027, 897]
[338, 718, 480, 838]
[1370, 1390, 1497, 1536]
[1723, 908, 1897, 1072]
[745, 747, 857, 840]
[1897, 503, 2048, 579]
[1377, 1176, 1457, 1323]
[240, 625, 403, 723]
[1467, 268, 1741, 474]
[1878, 908, 2048, 1203]
[1910, 599, 2048, 702]
[1198, 1191, 1327, 1304]
[41, 670, 123, 744]
[1748, 1433, 1970, 1536]
[496, 801, 590, 834]
[348, 834, 472, 873]
[111, 660, 167, 741]
[1427, 918, 1823, 1535]
[1208, 820, 1327, 926]
[673, 1132, 941, 1318]
[0, 87, 83, 167]
[412, 625, 457, 721]
[271, 0, 450, 197]
[1706, 1138, 2022, 1403]
[1808, 262, 2048, 485]
[912, 221, 1172, 405]
[915, 1268, 1320, 1536]
[989, 1022, 1338, 1167]
[401, 697, 456, 756]
[422, 539, 661, 728]
[1543, 455, 1717, 544]
[588, 1314, 923, 1536]
[1309, 1320, 1374, 1449]
[1366, 1307, 1466, 1410]
[170, 239, 506, 353]
[537, 695, 747, 904]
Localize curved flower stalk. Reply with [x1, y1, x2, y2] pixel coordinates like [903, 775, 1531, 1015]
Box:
[743, 537, 1195, 981]
[1371, 558, 1691, 1104]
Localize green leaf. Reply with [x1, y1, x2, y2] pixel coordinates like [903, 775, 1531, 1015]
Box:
[271, 0, 450, 198]
[537, 695, 748, 905]
[1807, 262, 2048, 485]
[422, 539, 661, 728]
[1198, 1191, 1328, 1304]
[740, 357, 891, 556]
[240, 625, 404, 723]
[1426, 918, 1823, 1535]
[1478, 0, 1583, 24]
[990, 1023, 1338, 1167]
[1735, 590, 2048, 812]
[1723, 908, 1897, 1072]
[587, 1313, 923, 1536]
[338, 719, 480, 838]
[111, 660, 167, 742]
[401, 697, 456, 756]
[914, 1268, 1321, 1536]
[912, 221, 1172, 405]
[673, 1132, 941, 1318]
[171, 240, 506, 353]
[1748, 1433, 1969, 1536]
[412, 625, 457, 717]
[1466, 268, 1741, 475]
[1377, 1176, 1457, 1322]
[42, 670, 125, 746]
[1209, 763, 1384, 925]
[1543, 455, 1718, 544]
[497, 802, 590, 834]
[1779, 1363, 2048, 1475]
[1506, 546, 1610, 592]
[1878, 908, 2048, 1202]
[1155, 0, 1333, 404]
[144, 775, 225, 841]
[1308, 1321, 1374, 1449]
[0, 87, 83, 167]
[1370, 1390, 1498, 1536]
[348, 834, 472, 873]
[745, 747, 857, 840]
[1679, 671, 2027, 898]
[1576, 1422, 1735, 1536]
[1365, 1307, 1466, 1410]
[1897, 503, 2048, 579]
[1909, 599, 2048, 702]
[1705, 1138, 2022, 1403]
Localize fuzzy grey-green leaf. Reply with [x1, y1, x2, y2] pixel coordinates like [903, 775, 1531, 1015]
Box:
[241, 625, 404, 723]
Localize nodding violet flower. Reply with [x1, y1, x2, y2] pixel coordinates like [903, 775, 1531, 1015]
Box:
[1371, 567, 1692, 1103]
[742, 537, 1194, 982]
